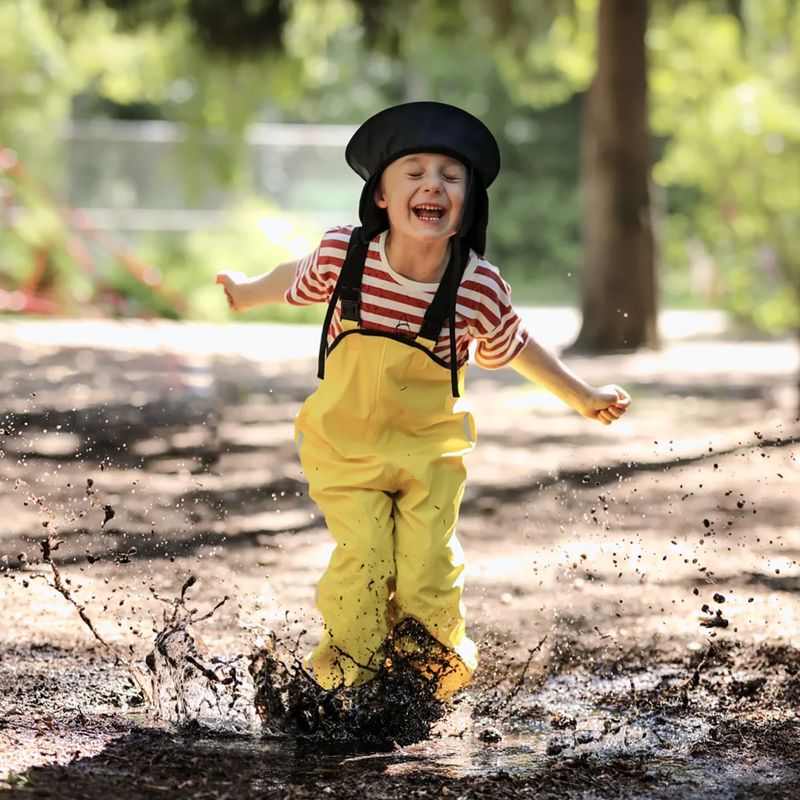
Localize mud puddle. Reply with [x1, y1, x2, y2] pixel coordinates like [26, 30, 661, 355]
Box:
[7, 563, 796, 799]
[3, 559, 799, 798]
[4, 649, 797, 800]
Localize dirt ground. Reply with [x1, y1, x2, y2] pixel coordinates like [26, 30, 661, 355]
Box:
[0, 316, 798, 799]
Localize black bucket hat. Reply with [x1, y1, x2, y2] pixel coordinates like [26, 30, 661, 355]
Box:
[345, 101, 500, 254]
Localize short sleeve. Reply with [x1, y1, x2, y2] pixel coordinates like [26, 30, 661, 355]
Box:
[464, 262, 529, 369]
[284, 225, 353, 306]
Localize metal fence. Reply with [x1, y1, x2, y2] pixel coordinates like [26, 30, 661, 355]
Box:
[0, 119, 367, 312]
[60, 119, 362, 235]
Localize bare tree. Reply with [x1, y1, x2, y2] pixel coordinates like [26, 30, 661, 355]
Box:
[571, 0, 658, 352]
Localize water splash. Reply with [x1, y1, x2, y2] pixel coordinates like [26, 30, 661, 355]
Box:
[249, 618, 450, 748]
[145, 576, 256, 733]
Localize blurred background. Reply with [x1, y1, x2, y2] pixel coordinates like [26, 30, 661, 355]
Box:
[0, 0, 798, 352]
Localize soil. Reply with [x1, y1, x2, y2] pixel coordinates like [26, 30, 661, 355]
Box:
[0, 317, 799, 799]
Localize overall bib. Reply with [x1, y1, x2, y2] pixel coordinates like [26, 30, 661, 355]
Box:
[295, 234, 478, 698]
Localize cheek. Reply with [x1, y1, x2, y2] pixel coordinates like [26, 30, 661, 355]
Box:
[390, 187, 415, 209]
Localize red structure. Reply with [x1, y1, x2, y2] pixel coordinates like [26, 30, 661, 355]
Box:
[0, 143, 185, 317]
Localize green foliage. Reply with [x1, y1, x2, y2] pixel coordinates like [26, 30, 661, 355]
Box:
[78, 0, 287, 55]
[1, 0, 309, 181]
[490, 0, 598, 107]
[650, 0, 800, 331]
[1, 1, 180, 163]
[137, 199, 326, 322]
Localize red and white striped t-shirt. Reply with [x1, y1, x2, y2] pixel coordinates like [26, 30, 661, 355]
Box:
[285, 226, 529, 369]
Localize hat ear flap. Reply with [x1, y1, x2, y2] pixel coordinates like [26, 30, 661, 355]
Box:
[358, 173, 389, 242]
[459, 174, 489, 256]
[471, 183, 489, 254]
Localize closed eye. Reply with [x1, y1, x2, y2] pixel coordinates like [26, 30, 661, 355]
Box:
[406, 172, 462, 181]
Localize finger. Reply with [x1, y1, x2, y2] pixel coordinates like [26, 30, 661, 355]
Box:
[604, 404, 623, 422]
[594, 403, 621, 420]
[613, 387, 632, 406]
[215, 274, 228, 285]
[600, 384, 631, 407]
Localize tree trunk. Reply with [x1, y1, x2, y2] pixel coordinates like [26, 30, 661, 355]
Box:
[571, 0, 658, 352]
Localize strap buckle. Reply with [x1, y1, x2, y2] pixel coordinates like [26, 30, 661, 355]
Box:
[340, 288, 361, 322]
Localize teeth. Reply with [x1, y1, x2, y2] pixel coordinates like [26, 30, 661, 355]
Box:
[414, 204, 445, 221]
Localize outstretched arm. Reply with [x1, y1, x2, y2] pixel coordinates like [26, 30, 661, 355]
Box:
[216, 260, 299, 311]
[508, 337, 630, 425]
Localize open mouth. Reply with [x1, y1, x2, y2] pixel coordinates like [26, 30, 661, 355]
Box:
[412, 205, 446, 222]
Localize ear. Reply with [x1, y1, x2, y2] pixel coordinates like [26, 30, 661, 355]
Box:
[374, 179, 388, 209]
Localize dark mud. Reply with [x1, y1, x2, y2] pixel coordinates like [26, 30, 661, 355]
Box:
[1, 321, 799, 798]
[250, 618, 450, 748]
[2, 636, 799, 799]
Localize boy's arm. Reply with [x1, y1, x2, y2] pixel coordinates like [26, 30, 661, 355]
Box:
[508, 336, 630, 425]
[216, 259, 299, 311]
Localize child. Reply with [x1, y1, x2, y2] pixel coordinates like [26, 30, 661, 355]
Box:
[217, 102, 630, 698]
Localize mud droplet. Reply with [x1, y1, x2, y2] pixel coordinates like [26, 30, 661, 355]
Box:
[701, 610, 729, 629]
[546, 738, 569, 756]
[478, 727, 503, 743]
[101, 505, 115, 528]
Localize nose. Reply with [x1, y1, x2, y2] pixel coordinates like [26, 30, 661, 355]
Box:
[422, 172, 444, 193]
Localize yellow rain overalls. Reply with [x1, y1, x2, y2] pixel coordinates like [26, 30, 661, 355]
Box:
[295, 230, 478, 698]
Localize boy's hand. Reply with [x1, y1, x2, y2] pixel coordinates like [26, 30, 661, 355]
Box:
[216, 271, 251, 312]
[583, 384, 631, 426]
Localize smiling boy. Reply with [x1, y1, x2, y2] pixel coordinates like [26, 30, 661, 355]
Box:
[217, 102, 630, 698]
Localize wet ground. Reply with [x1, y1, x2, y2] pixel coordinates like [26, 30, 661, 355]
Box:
[0, 316, 799, 798]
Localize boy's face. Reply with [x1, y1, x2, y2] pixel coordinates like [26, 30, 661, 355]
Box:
[374, 153, 468, 243]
